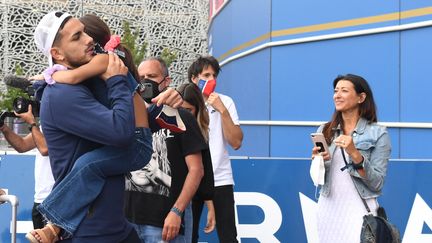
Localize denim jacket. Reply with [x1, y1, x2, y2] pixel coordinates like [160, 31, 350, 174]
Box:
[318, 117, 391, 199]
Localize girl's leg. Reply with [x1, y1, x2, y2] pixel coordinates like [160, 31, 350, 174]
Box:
[37, 128, 152, 237]
[36, 91, 152, 237]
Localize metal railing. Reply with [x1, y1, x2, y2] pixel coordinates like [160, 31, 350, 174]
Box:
[0, 190, 19, 243]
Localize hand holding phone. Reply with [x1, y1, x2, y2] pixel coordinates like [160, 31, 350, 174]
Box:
[311, 133, 329, 153]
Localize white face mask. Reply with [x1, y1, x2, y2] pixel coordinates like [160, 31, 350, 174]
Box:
[310, 155, 325, 186]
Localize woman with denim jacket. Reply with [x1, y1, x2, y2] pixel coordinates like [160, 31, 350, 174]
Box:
[312, 74, 391, 243]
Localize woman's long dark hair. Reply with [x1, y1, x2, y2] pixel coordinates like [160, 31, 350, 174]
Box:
[79, 14, 139, 82]
[323, 74, 377, 144]
[177, 83, 209, 142]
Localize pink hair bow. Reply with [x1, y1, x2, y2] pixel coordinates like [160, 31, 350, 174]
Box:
[104, 35, 121, 52]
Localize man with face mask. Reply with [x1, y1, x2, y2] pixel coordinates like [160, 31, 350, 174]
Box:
[188, 55, 243, 243]
[124, 57, 205, 243]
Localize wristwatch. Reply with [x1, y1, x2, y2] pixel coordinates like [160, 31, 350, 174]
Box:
[28, 122, 37, 132]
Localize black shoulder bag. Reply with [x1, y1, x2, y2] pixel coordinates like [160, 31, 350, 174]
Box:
[340, 148, 401, 243]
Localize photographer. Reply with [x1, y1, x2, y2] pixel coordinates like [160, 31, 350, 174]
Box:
[0, 101, 54, 230]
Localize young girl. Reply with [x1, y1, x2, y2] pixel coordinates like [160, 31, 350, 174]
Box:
[26, 17, 153, 243]
[177, 83, 216, 242]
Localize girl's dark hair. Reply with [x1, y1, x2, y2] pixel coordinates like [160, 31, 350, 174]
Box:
[79, 14, 139, 82]
[177, 83, 209, 142]
[323, 74, 377, 144]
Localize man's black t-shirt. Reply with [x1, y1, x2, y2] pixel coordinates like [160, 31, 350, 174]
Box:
[124, 108, 207, 230]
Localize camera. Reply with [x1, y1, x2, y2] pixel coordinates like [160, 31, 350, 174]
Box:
[11, 81, 41, 117]
[135, 80, 162, 103]
[3, 75, 44, 118]
[12, 97, 40, 116]
[0, 94, 40, 128]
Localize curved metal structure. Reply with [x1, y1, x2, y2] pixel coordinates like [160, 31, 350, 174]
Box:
[0, 0, 209, 90]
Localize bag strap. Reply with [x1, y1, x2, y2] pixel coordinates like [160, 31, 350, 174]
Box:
[340, 147, 372, 214]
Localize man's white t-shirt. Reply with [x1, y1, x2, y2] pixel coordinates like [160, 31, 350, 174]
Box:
[207, 93, 240, 187]
[34, 152, 54, 203]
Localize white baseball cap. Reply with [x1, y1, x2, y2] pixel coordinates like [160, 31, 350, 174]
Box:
[34, 11, 72, 67]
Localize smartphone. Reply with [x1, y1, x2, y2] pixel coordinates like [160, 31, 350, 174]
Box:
[310, 133, 329, 153]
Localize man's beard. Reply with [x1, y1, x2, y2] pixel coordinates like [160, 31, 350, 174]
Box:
[68, 56, 92, 69]
[66, 50, 94, 69]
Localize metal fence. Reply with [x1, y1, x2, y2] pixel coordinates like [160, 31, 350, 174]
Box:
[0, 0, 209, 149]
[0, 0, 209, 88]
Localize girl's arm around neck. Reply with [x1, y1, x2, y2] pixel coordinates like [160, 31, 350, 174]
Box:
[52, 54, 109, 84]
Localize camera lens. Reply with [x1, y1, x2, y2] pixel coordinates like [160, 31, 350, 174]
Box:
[12, 97, 29, 114]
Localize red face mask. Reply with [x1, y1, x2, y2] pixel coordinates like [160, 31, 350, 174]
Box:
[197, 79, 216, 97]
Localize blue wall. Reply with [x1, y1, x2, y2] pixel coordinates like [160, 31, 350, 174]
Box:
[208, 0, 432, 159]
[205, 0, 432, 241]
[1, 155, 432, 242]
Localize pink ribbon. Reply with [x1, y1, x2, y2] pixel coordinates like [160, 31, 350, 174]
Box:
[104, 35, 121, 52]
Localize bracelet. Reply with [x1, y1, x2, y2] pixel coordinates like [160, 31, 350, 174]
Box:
[28, 122, 37, 132]
[170, 206, 183, 217]
[351, 156, 364, 170]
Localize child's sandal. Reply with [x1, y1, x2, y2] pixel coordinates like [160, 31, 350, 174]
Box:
[25, 224, 59, 243]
